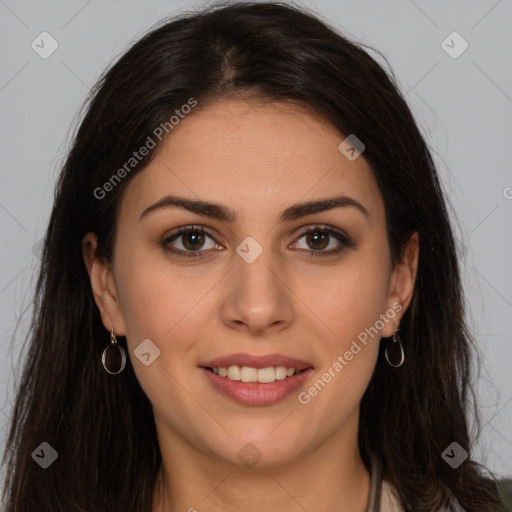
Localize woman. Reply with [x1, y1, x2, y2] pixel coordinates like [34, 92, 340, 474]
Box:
[1, 1, 504, 511]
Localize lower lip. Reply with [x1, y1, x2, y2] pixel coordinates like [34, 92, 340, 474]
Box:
[200, 367, 313, 406]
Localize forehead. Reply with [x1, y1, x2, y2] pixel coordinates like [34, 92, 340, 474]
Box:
[118, 99, 384, 224]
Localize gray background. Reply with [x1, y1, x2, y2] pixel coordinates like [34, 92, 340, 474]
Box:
[1, 0, 511, 480]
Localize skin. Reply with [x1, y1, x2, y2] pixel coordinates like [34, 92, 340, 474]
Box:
[82, 99, 419, 512]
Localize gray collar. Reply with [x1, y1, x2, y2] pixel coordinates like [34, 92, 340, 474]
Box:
[366, 454, 383, 512]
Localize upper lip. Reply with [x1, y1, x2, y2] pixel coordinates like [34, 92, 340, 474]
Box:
[200, 352, 313, 371]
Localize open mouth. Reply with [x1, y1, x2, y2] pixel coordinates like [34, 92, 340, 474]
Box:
[200, 360, 314, 406]
[202, 365, 309, 384]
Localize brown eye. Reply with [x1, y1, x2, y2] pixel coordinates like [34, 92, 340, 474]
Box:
[180, 230, 206, 251]
[293, 226, 352, 257]
[162, 225, 219, 258]
[305, 231, 329, 251]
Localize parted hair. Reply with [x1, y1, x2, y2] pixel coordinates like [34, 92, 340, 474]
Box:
[1, 2, 502, 511]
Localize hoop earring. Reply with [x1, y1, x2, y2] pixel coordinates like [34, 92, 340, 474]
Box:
[385, 327, 405, 368]
[101, 326, 127, 375]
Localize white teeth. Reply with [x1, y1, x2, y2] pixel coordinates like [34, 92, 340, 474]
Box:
[240, 367, 258, 382]
[227, 365, 241, 381]
[274, 366, 287, 380]
[211, 365, 300, 383]
[257, 367, 277, 383]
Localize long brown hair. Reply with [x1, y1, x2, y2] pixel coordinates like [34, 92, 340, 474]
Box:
[1, 2, 503, 511]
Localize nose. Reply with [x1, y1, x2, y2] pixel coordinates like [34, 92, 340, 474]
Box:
[220, 242, 295, 336]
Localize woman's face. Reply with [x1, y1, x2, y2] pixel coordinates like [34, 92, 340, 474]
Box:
[84, 99, 417, 469]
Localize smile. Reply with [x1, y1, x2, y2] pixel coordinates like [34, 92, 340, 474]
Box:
[206, 365, 304, 383]
[200, 367, 314, 406]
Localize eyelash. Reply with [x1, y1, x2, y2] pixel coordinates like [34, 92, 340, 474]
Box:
[161, 224, 353, 259]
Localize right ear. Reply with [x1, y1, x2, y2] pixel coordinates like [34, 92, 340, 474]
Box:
[81, 232, 127, 336]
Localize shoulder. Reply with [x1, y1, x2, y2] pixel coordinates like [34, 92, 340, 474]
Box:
[380, 479, 468, 512]
[439, 483, 467, 512]
[380, 479, 403, 510]
[445, 495, 467, 512]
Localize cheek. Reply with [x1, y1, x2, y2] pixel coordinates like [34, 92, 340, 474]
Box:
[113, 251, 207, 420]
[317, 253, 391, 350]
[299, 246, 390, 413]
[114, 246, 209, 341]
[297, 263, 388, 432]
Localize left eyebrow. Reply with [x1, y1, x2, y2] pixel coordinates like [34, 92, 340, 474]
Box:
[139, 194, 370, 223]
[280, 196, 370, 222]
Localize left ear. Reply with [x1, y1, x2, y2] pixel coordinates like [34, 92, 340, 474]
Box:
[381, 231, 419, 337]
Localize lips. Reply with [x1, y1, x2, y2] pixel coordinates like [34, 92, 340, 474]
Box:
[200, 366, 313, 406]
[199, 352, 314, 406]
[199, 352, 313, 371]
